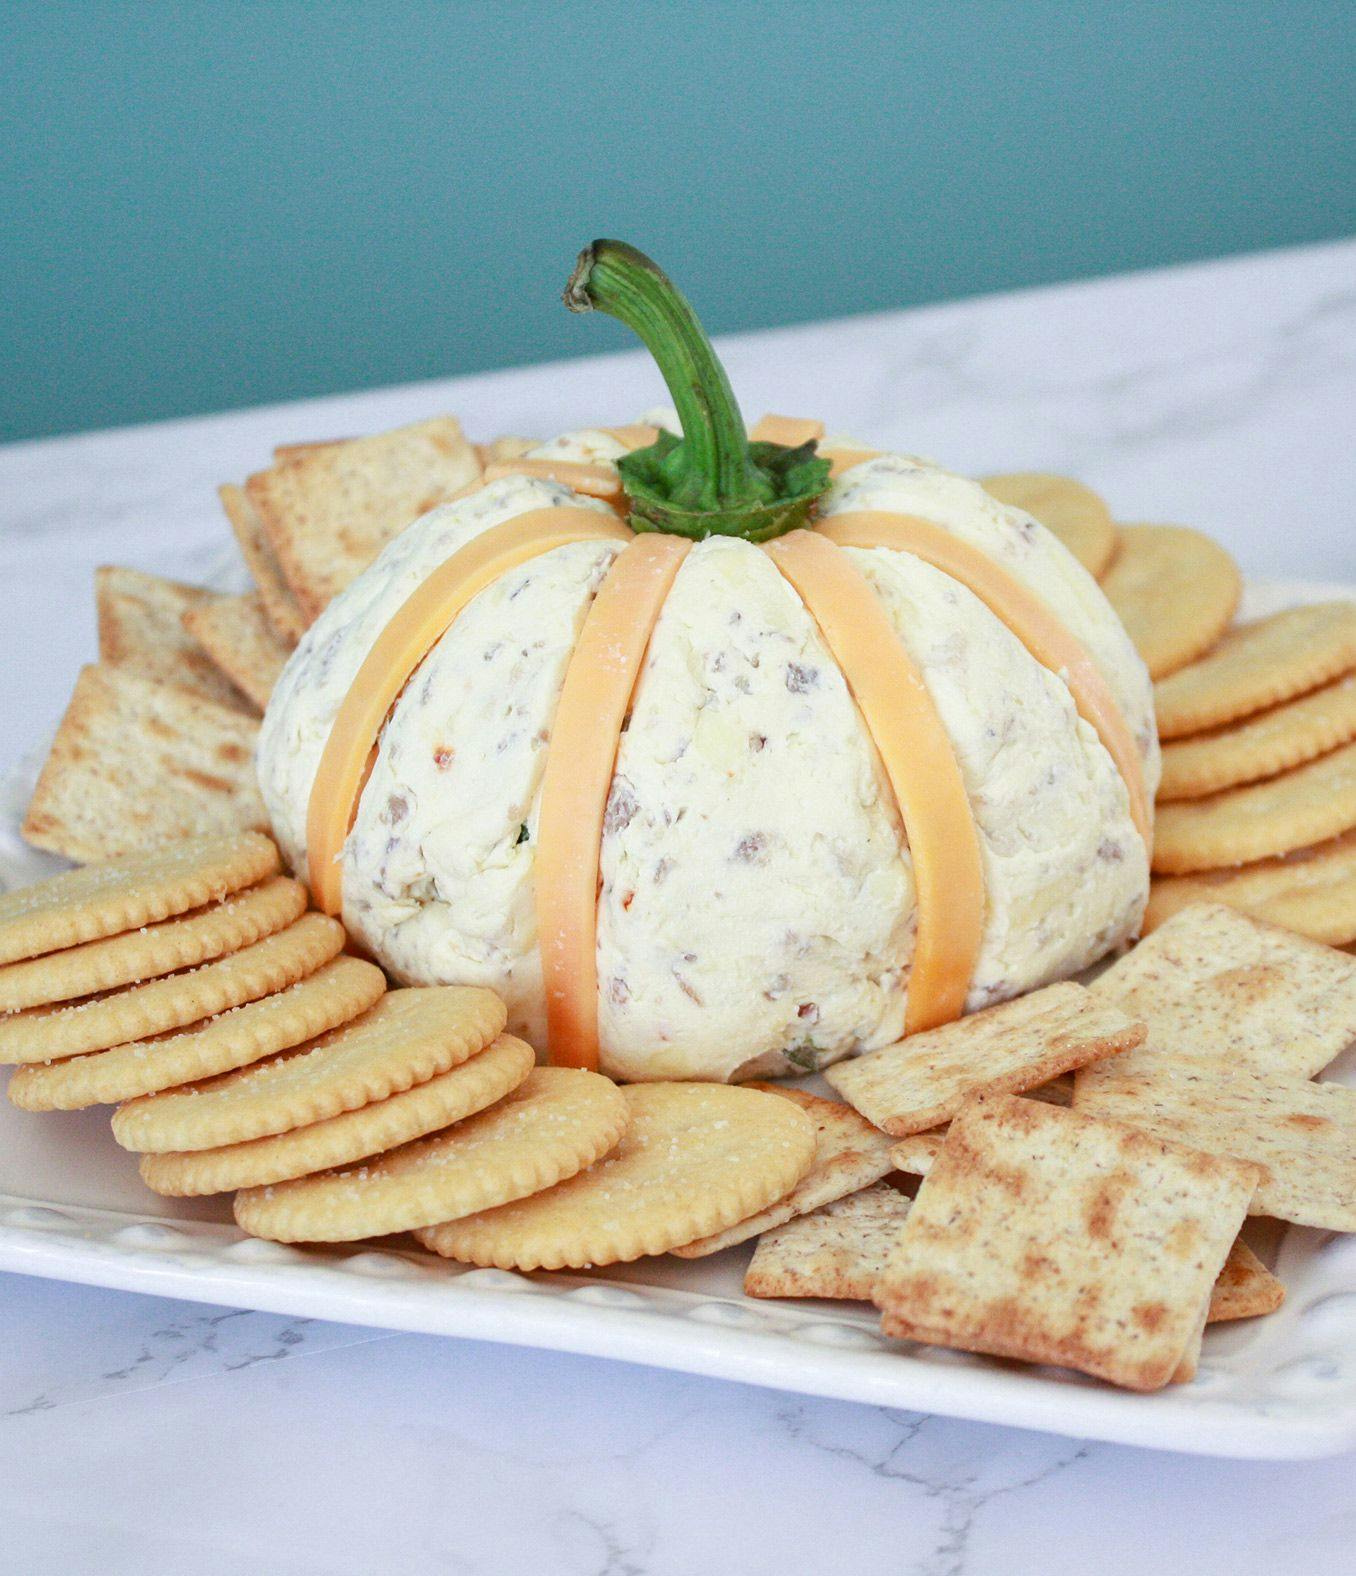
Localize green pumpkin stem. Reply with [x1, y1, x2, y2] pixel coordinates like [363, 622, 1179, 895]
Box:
[564, 240, 830, 542]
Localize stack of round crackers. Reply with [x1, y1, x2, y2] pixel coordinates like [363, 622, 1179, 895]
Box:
[2, 830, 825, 1266]
[1146, 601, 1356, 946]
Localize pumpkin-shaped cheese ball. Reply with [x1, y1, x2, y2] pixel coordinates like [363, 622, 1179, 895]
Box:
[258, 242, 1157, 1083]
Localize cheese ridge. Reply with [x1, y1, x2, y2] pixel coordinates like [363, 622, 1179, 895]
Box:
[305, 507, 633, 913]
[535, 535, 693, 1069]
[763, 529, 984, 1032]
[816, 510, 1153, 849]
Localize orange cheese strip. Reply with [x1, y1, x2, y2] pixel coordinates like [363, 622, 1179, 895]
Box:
[750, 415, 826, 447]
[535, 535, 692, 1069]
[820, 445, 881, 478]
[817, 511, 1152, 849]
[481, 459, 626, 510]
[306, 508, 633, 914]
[764, 530, 984, 1033]
[600, 424, 660, 451]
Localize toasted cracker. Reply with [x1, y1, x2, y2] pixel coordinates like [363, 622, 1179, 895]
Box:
[0, 831, 279, 966]
[1145, 829, 1356, 946]
[1152, 740, 1356, 874]
[1100, 524, 1241, 680]
[823, 982, 1143, 1137]
[1209, 1239, 1285, 1323]
[183, 593, 293, 713]
[744, 1183, 914, 1301]
[1093, 902, 1356, 1078]
[0, 876, 305, 1012]
[980, 473, 1118, 579]
[1159, 675, 1356, 801]
[22, 665, 267, 864]
[6, 955, 384, 1110]
[0, 912, 344, 1065]
[1155, 601, 1356, 739]
[113, 985, 507, 1152]
[745, 1186, 1280, 1324]
[670, 1085, 897, 1257]
[874, 1095, 1258, 1391]
[245, 417, 480, 621]
[887, 1078, 1074, 1176]
[220, 483, 308, 643]
[416, 1083, 817, 1270]
[96, 567, 253, 713]
[137, 1034, 535, 1196]
[1074, 1056, 1356, 1232]
[236, 1067, 627, 1243]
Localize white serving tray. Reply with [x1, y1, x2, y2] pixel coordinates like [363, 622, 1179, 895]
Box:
[2, 579, 1354, 1461]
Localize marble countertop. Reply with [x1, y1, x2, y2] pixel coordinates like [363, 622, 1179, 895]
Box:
[2, 238, 1355, 1574]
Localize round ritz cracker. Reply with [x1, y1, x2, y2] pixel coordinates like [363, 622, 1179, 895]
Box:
[6, 955, 385, 1111]
[1158, 674, 1356, 801]
[0, 875, 307, 1013]
[112, 985, 507, 1153]
[980, 472, 1118, 579]
[0, 830, 279, 967]
[1154, 600, 1356, 740]
[234, 1067, 628, 1243]
[1145, 828, 1356, 946]
[137, 1035, 536, 1197]
[1152, 739, 1356, 875]
[1100, 524, 1241, 680]
[415, 1083, 818, 1271]
[0, 911, 345, 1065]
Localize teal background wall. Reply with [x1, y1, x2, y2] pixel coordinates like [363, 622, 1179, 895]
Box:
[4, 0, 1353, 442]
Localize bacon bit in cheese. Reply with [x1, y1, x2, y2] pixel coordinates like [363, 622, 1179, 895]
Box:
[535, 534, 692, 1070]
[481, 460, 627, 511]
[764, 529, 984, 1033]
[749, 415, 826, 448]
[305, 507, 633, 914]
[816, 511, 1152, 849]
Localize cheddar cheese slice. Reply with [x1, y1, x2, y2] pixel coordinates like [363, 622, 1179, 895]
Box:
[481, 460, 626, 510]
[764, 530, 984, 1033]
[600, 424, 661, 451]
[817, 511, 1152, 848]
[305, 508, 633, 913]
[535, 535, 692, 1069]
[750, 415, 826, 448]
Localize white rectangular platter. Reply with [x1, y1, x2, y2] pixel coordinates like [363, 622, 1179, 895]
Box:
[2, 579, 1354, 1461]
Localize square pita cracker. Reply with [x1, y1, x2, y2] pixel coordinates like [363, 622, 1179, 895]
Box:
[874, 1095, 1259, 1391]
[1074, 1053, 1356, 1231]
[220, 483, 307, 643]
[824, 981, 1144, 1136]
[744, 1183, 913, 1301]
[96, 566, 252, 713]
[887, 1078, 1076, 1177]
[746, 1187, 1282, 1326]
[23, 665, 267, 863]
[183, 592, 293, 713]
[245, 416, 480, 620]
[1092, 901, 1356, 1079]
[670, 1085, 897, 1257]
